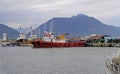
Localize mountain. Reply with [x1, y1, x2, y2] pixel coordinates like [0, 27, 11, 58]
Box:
[0, 24, 19, 39]
[14, 27, 30, 34]
[28, 14, 120, 37]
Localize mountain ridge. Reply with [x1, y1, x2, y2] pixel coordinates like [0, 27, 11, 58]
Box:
[34, 14, 120, 37]
[0, 24, 19, 39]
[1, 14, 120, 39]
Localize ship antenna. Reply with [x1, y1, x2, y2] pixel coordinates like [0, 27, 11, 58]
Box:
[38, 28, 40, 38]
[35, 23, 37, 35]
[52, 19, 53, 33]
[30, 26, 32, 36]
[44, 23, 46, 32]
[20, 26, 22, 35]
[50, 19, 53, 33]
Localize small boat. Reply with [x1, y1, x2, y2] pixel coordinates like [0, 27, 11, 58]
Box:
[1, 42, 14, 47]
[1, 42, 21, 47]
[16, 26, 36, 47]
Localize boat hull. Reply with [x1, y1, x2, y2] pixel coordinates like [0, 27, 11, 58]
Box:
[32, 40, 85, 48]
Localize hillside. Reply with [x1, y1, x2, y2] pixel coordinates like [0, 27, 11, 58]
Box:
[29, 14, 120, 37]
[0, 24, 19, 39]
[1, 14, 120, 39]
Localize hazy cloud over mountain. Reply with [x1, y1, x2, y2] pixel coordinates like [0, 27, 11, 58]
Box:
[0, 0, 120, 28]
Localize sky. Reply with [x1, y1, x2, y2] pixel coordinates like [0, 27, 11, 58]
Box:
[0, 0, 120, 28]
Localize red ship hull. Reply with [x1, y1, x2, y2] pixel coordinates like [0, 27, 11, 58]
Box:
[32, 40, 85, 48]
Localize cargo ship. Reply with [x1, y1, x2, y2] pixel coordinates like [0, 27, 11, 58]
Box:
[32, 40, 85, 48]
[31, 19, 85, 48]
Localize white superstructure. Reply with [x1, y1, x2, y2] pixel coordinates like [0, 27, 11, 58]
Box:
[2, 33, 7, 41]
[28, 27, 37, 40]
[42, 19, 66, 43]
[17, 33, 26, 40]
[17, 26, 27, 40]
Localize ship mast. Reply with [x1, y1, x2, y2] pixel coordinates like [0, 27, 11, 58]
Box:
[38, 28, 40, 38]
[44, 23, 46, 32]
[19, 26, 22, 35]
[30, 27, 32, 37]
[51, 19, 53, 33]
[50, 19, 53, 33]
[35, 23, 37, 36]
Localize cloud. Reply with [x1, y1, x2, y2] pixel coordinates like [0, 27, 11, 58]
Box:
[0, 0, 120, 28]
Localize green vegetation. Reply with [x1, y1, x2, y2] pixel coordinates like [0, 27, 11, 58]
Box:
[107, 38, 120, 43]
[86, 38, 120, 47]
[86, 39, 105, 43]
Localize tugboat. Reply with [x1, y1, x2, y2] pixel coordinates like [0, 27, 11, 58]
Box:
[16, 26, 36, 46]
[32, 19, 85, 48]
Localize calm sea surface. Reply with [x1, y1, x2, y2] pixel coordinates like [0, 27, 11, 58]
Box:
[0, 46, 119, 74]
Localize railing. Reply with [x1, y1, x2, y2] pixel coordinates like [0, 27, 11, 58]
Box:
[105, 52, 120, 74]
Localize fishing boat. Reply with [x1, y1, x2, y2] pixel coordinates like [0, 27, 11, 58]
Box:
[32, 19, 85, 48]
[16, 26, 35, 46]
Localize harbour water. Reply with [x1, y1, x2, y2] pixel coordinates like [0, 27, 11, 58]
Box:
[0, 46, 119, 74]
